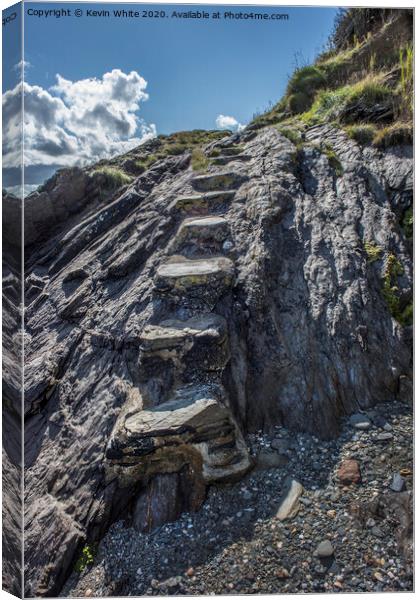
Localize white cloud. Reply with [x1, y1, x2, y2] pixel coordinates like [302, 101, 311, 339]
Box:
[215, 114, 245, 132]
[2, 68, 157, 192]
[13, 59, 31, 74]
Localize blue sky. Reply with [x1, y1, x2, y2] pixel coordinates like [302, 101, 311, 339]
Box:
[3, 3, 338, 191]
[24, 3, 337, 131]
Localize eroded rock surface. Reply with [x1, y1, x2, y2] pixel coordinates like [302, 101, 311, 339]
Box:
[20, 124, 412, 595]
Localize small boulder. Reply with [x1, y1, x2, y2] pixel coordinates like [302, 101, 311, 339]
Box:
[376, 432, 393, 442]
[390, 473, 406, 492]
[275, 479, 304, 520]
[349, 413, 371, 430]
[337, 459, 361, 485]
[315, 540, 334, 558]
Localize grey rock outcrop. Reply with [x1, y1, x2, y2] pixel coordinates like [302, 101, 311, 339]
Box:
[18, 124, 412, 595]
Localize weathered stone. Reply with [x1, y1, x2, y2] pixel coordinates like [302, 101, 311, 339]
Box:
[390, 473, 406, 492]
[349, 413, 371, 430]
[275, 479, 303, 520]
[315, 540, 334, 558]
[132, 469, 205, 532]
[169, 190, 236, 214]
[154, 256, 234, 302]
[376, 432, 394, 442]
[140, 314, 227, 353]
[191, 171, 247, 192]
[211, 154, 251, 166]
[106, 383, 252, 485]
[169, 215, 230, 254]
[337, 459, 361, 485]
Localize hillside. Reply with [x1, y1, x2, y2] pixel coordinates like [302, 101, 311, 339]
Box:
[2, 7, 413, 597]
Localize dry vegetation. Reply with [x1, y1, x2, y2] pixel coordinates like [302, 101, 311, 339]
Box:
[251, 9, 413, 148]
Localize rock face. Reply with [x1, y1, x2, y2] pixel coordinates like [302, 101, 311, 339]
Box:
[17, 123, 412, 595]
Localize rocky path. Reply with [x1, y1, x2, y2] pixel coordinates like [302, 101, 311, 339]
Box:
[21, 125, 413, 596]
[105, 163, 253, 531]
[64, 401, 412, 596]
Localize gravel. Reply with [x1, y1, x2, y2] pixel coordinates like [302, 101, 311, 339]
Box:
[63, 401, 413, 596]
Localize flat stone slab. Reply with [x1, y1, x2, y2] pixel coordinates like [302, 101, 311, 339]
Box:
[220, 146, 245, 156]
[107, 384, 234, 459]
[170, 191, 236, 214]
[181, 215, 229, 234]
[191, 171, 247, 192]
[275, 479, 304, 520]
[170, 216, 230, 252]
[125, 392, 226, 438]
[140, 314, 227, 352]
[211, 154, 251, 166]
[154, 256, 234, 296]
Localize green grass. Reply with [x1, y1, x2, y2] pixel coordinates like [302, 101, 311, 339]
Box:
[74, 545, 96, 573]
[364, 241, 382, 263]
[285, 66, 327, 115]
[277, 127, 302, 145]
[91, 129, 229, 180]
[398, 43, 413, 119]
[402, 206, 413, 241]
[246, 11, 412, 138]
[164, 143, 187, 156]
[372, 122, 413, 148]
[321, 143, 343, 176]
[398, 302, 413, 326]
[92, 167, 133, 190]
[345, 124, 377, 145]
[131, 160, 147, 174]
[302, 75, 393, 126]
[316, 45, 360, 87]
[382, 253, 404, 320]
[364, 245, 410, 325]
[190, 148, 209, 171]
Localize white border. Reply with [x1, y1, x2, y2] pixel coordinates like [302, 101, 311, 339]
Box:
[0, 2, 416, 600]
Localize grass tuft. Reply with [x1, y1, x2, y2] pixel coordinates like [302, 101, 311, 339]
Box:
[382, 253, 404, 320]
[92, 167, 132, 190]
[74, 545, 96, 573]
[345, 124, 377, 144]
[322, 143, 343, 176]
[372, 122, 413, 148]
[302, 75, 393, 126]
[364, 241, 382, 263]
[164, 143, 187, 156]
[277, 127, 302, 145]
[286, 66, 327, 114]
[190, 148, 209, 171]
[402, 206, 413, 241]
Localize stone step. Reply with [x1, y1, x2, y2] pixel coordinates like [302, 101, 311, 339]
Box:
[191, 171, 247, 192]
[219, 146, 245, 156]
[154, 256, 234, 303]
[211, 154, 251, 166]
[169, 215, 230, 254]
[140, 313, 227, 353]
[169, 191, 235, 215]
[139, 314, 229, 373]
[106, 383, 252, 483]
